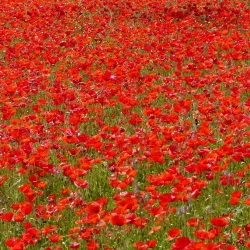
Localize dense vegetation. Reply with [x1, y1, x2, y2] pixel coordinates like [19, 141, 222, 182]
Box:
[0, 0, 249, 249]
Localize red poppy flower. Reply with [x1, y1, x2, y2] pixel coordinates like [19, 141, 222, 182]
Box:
[168, 228, 182, 239]
[14, 213, 25, 222]
[87, 240, 99, 250]
[0, 212, 14, 222]
[243, 198, 250, 205]
[5, 237, 24, 249]
[49, 234, 63, 243]
[230, 197, 240, 206]
[173, 237, 191, 249]
[245, 241, 250, 248]
[210, 217, 229, 227]
[110, 213, 127, 226]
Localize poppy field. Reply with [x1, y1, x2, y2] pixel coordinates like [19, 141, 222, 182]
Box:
[0, 0, 250, 249]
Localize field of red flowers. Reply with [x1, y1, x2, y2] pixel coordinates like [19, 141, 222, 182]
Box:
[0, 0, 249, 249]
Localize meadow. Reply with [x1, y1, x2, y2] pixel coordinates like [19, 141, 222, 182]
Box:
[0, 0, 249, 249]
